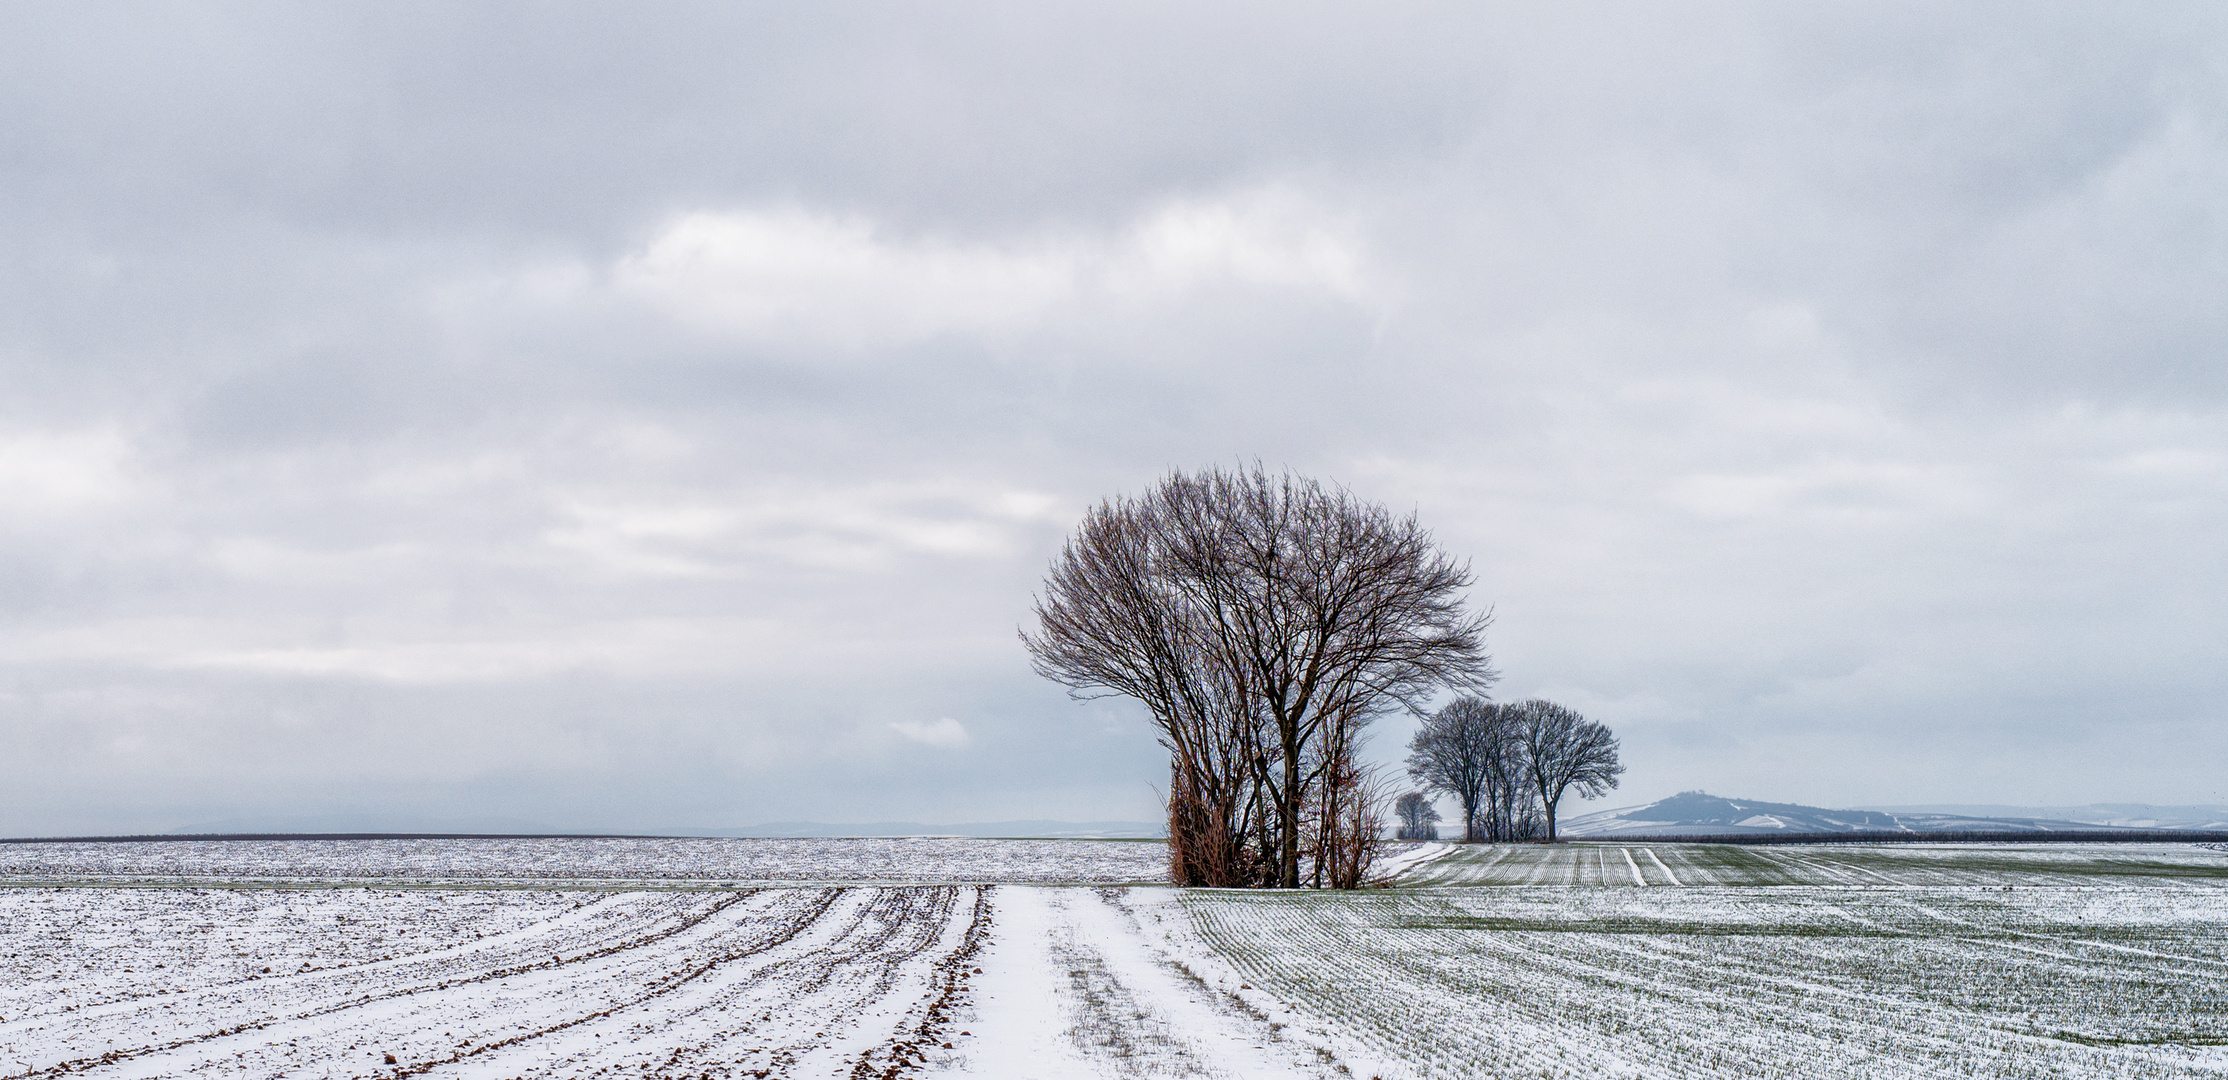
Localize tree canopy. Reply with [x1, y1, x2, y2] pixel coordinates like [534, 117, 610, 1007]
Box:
[1024, 464, 1493, 887]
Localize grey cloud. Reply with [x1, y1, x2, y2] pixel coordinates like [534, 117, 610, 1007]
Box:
[3, 3, 2226, 834]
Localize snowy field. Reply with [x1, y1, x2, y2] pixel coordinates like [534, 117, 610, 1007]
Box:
[0, 885, 997, 1078]
[1399, 839, 2228, 887]
[0, 837, 1169, 888]
[0, 883, 1362, 1079]
[1189, 875, 2228, 1078]
[4, 839, 2227, 1078]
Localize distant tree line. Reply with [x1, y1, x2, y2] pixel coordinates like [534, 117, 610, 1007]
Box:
[1024, 464, 1494, 888]
[1405, 697, 1622, 841]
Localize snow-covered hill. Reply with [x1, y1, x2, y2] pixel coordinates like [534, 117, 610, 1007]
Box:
[1557, 791, 2218, 837]
[1855, 803, 2228, 832]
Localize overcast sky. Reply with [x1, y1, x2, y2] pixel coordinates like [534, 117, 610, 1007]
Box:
[3, 2, 2224, 835]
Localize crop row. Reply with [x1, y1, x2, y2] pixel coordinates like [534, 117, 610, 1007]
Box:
[1183, 884, 2228, 1078]
[1400, 841, 2228, 888]
[0, 884, 988, 1079]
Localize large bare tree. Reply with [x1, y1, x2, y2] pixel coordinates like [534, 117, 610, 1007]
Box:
[1514, 699, 1623, 840]
[1024, 464, 1494, 887]
[1018, 481, 1269, 884]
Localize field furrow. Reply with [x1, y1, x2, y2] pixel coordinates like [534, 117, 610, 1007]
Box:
[1184, 883, 2228, 1079]
[0, 886, 991, 1080]
[10, 839, 2228, 1080]
[1402, 841, 2228, 887]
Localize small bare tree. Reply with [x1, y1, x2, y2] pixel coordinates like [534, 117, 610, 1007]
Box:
[1515, 700, 1623, 840]
[1393, 791, 1440, 841]
[1314, 763, 1391, 889]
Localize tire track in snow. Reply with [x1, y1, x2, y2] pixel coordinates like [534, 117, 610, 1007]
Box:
[943, 887, 1353, 1079]
[1619, 848, 1648, 886]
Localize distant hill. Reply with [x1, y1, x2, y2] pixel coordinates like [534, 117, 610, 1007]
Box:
[1561, 791, 2226, 837]
[1855, 803, 2228, 832]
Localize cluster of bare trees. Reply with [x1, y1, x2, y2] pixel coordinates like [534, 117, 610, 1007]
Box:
[1023, 464, 1493, 888]
[1406, 697, 1622, 841]
[1393, 791, 1442, 841]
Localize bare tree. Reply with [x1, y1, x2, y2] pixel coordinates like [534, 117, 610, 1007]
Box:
[1515, 700, 1623, 840]
[1393, 791, 1440, 841]
[1408, 697, 1545, 842]
[1480, 713, 1543, 842]
[1021, 483, 1268, 885]
[1023, 463, 1494, 888]
[1406, 697, 1496, 842]
[1309, 755, 1389, 888]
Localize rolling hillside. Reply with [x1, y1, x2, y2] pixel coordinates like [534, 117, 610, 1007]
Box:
[1558, 791, 2223, 836]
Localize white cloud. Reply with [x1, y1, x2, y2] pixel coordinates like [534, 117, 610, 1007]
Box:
[612, 187, 1384, 348]
[14, 616, 808, 683]
[617, 208, 1073, 346]
[2095, 447, 2227, 482]
[889, 717, 971, 749]
[0, 427, 132, 519]
[543, 479, 1069, 577]
[1660, 460, 1982, 523]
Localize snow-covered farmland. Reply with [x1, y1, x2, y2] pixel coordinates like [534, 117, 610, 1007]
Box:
[0, 883, 1356, 1080]
[1192, 851, 2228, 1078]
[6, 840, 2228, 1079]
[0, 837, 1168, 888]
[0, 885, 995, 1078]
[1398, 839, 2228, 887]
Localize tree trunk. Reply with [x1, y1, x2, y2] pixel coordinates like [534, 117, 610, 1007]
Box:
[1279, 726, 1302, 887]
